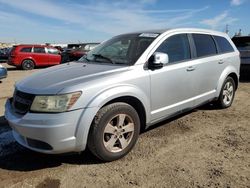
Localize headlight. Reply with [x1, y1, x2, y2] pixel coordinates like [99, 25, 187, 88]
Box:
[30, 91, 81, 112]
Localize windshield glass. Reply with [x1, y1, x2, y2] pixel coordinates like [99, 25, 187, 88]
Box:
[79, 33, 159, 65]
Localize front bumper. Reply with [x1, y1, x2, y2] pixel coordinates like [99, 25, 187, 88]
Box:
[4, 99, 84, 154]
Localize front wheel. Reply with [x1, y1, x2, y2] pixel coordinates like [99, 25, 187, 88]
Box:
[216, 76, 236, 108]
[88, 102, 140, 161]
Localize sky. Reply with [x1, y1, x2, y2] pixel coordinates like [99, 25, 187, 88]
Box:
[0, 0, 249, 44]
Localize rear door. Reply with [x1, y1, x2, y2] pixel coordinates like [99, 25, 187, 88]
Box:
[46, 47, 61, 65]
[190, 34, 222, 105]
[33, 47, 48, 65]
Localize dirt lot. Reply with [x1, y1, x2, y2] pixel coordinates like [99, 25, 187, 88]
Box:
[0, 63, 249, 188]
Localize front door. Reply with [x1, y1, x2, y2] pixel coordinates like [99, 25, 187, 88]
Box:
[149, 34, 196, 121]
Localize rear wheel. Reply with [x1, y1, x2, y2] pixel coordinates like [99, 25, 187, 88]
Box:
[22, 59, 35, 70]
[216, 76, 236, 108]
[88, 102, 140, 161]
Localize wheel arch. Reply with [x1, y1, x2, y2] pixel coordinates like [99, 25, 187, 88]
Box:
[216, 66, 239, 97]
[103, 96, 147, 133]
[228, 72, 238, 90]
[75, 86, 150, 152]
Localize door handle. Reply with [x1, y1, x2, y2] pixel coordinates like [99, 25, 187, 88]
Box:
[218, 60, 224, 64]
[186, 66, 195, 71]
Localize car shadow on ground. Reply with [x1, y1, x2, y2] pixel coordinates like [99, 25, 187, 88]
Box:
[0, 147, 102, 172]
[6, 67, 20, 71]
[0, 115, 102, 172]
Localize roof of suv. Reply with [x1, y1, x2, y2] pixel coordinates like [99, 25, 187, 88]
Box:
[124, 28, 228, 37]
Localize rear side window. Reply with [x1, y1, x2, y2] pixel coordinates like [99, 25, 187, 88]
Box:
[33, 47, 45, 53]
[156, 34, 191, 63]
[20, 47, 32, 53]
[214, 36, 234, 53]
[192, 34, 217, 57]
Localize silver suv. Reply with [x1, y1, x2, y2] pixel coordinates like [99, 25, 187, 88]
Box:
[5, 28, 240, 161]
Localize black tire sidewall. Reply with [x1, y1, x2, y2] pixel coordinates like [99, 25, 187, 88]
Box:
[22, 60, 35, 70]
[89, 103, 140, 161]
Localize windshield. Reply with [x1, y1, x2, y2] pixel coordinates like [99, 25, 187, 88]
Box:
[79, 33, 159, 65]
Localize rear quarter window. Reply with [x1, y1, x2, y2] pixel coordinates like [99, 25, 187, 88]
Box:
[192, 34, 217, 58]
[47, 48, 59, 54]
[214, 36, 234, 53]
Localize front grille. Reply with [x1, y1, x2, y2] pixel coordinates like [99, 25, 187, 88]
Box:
[12, 90, 35, 114]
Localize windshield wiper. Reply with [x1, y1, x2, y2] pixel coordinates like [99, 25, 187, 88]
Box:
[92, 54, 114, 64]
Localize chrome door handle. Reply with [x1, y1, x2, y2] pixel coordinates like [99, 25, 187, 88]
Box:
[186, 66, 195, 71]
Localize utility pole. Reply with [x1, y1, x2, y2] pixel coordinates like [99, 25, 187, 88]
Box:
[238, 29, 242, 36]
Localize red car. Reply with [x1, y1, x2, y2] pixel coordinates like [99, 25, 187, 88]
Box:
[60, 43, 99, 63]
[8, 45, 61, 70]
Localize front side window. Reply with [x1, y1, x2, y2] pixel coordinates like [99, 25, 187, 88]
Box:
[33, 47, 45, 53]
[192, 34, 217, 57]
[155, 34, 191, 63]
[80, 33, 158, 65]
[214, 36, 234, 53]
[47, 48, 59, 54]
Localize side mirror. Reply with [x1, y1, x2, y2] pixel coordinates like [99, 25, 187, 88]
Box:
[148, 52, 169, 70]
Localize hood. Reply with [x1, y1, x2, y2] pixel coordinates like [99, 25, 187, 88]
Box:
[16, 62, 128, 94]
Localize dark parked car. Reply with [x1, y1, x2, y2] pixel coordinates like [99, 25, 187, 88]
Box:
[232, 36, 250, 75]
[0, 47, 12, 61]
[0, 64, 7, 80]
[8, 44, 61, 70]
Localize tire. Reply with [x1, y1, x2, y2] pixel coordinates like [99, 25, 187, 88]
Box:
[22, 59, 35, 70]
[216, 76, 236, 109]
[88, 102, 140, 161]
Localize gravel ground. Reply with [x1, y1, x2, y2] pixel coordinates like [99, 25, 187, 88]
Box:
[0, 63, 249, 188]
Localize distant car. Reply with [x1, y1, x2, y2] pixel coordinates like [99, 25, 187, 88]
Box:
[8, 45, 61, 70]
[69, 43, 99, 61]
[54, 46, 63, 52]
[0, 47, 12, 60]
[0, 64, 7, 80]
[232, 36, 250, 75]
[61, 43, 99, 63]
